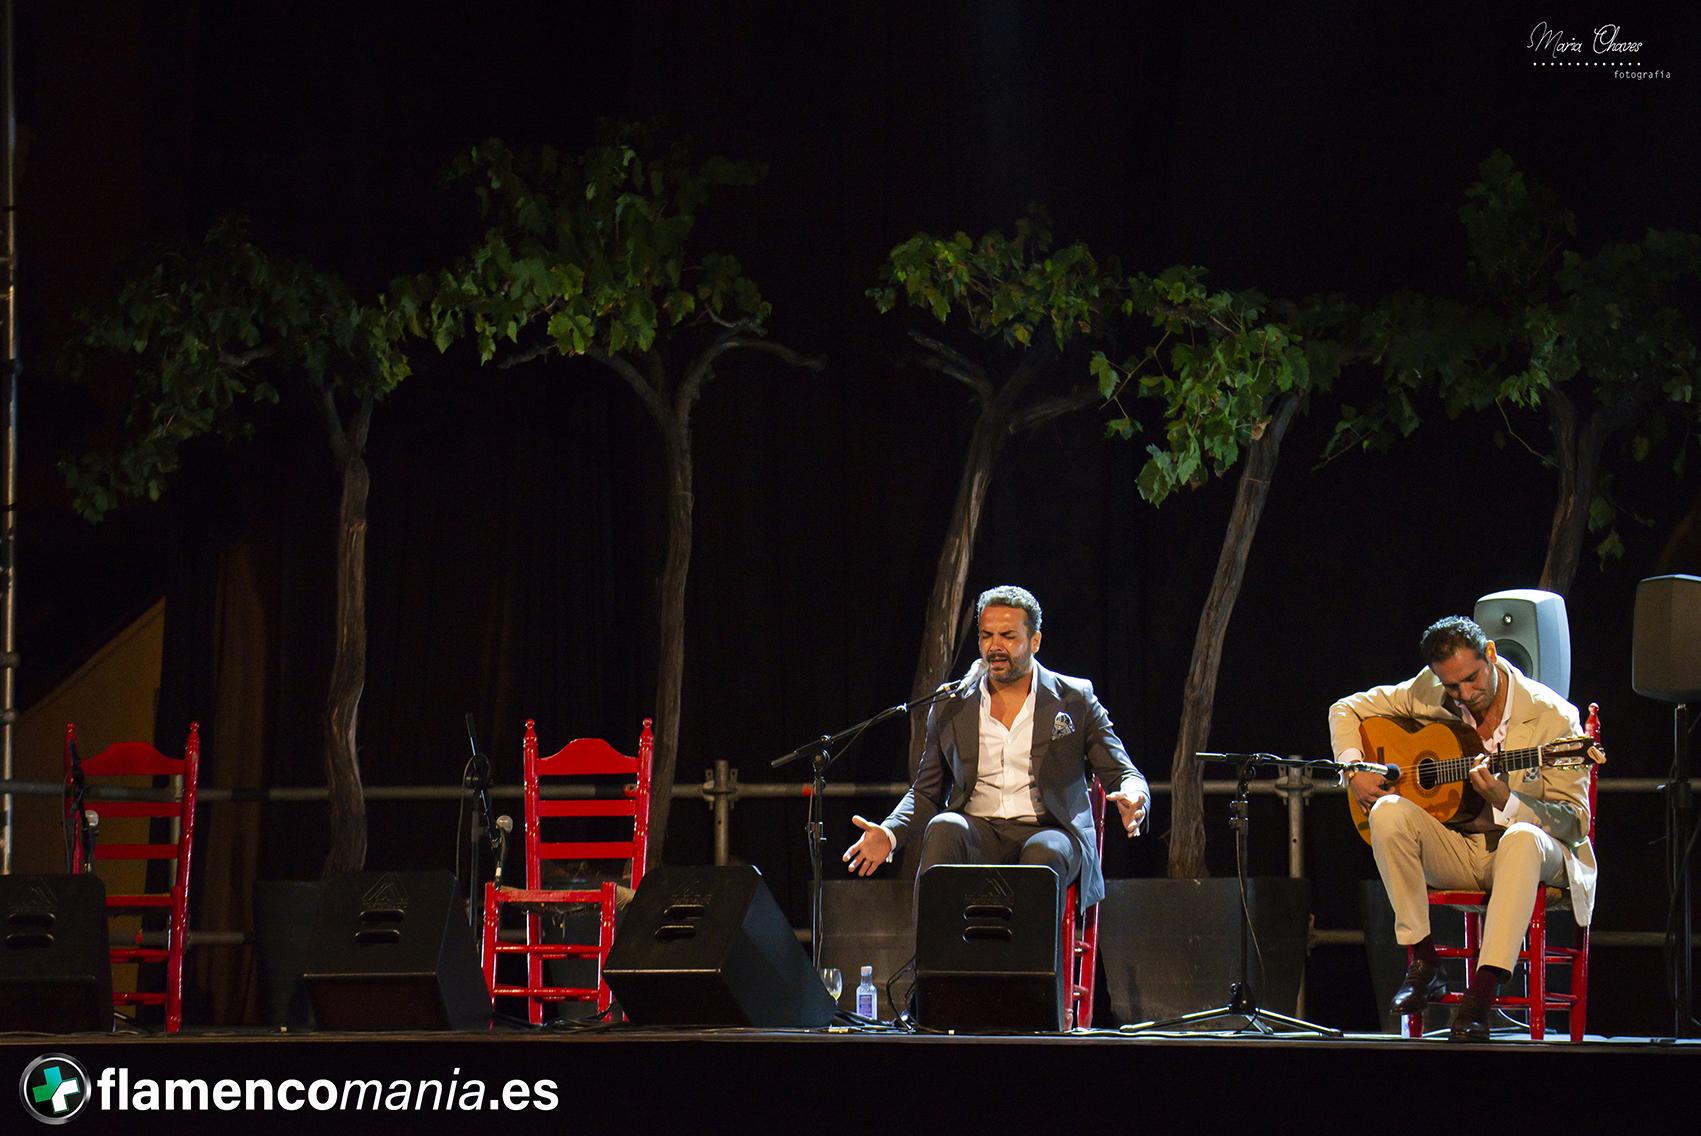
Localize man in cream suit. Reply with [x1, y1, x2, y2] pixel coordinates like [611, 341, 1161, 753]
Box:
[842, 585, 1149, 915]
[1329, 615, 1597, 1041]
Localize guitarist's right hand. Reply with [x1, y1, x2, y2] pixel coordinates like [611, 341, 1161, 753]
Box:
[1347, 770, 1393, 812]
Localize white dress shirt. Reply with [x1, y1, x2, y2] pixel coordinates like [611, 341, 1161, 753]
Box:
[965, 669, 1041, 821]
[1457, 660, 1539, 828]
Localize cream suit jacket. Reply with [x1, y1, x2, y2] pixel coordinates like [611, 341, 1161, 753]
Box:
[1327, 659, 1597, 926]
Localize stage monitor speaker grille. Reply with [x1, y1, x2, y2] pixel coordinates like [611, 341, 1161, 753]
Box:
[1474, 589, 1570, 698]
[913, 864, 1061, 1032]
[1633, 574, 1701, 702]
[302, 870, 490, 1031]
[604, 865, 835, 1027]
[0, 874, 112, 1033]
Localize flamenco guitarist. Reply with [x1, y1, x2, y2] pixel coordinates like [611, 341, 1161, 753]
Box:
[1329, 616, 1598, 1041]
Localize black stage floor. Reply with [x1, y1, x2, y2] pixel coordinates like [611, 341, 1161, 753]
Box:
[3, 1025, 1695, 1133]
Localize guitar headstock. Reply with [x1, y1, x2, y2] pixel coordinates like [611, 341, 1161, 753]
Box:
[1541, 735, 1607, 769]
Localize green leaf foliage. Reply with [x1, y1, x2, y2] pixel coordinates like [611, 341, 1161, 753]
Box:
[1097, 267, 1350, 505]
[869, 208, 1122, 351]
[64, 218, 410, 522]
[1327, 150, 1701, 560]
[407, 124, 772, 369]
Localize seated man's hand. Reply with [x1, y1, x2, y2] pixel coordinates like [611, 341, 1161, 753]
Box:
[1467, 755, 1511, 811]
[842, 815, 893, 876]
[1106, 790, 1147, 836]
[1347, 770, 1393, 812]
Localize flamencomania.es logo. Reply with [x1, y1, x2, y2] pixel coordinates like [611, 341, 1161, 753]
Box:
[19, 1054, 92, 1124]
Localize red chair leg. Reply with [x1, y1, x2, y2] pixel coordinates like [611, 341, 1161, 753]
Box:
[525, 911, 544, 1025]
[1060, 885, 1078, 1029]
[166, 908, 187, 1033]
[598, 882, 617, 1016]
[481, 884, 500, 1029]
[1078, 902, 1099, 1028]
[1526, 895, 1546, 1041]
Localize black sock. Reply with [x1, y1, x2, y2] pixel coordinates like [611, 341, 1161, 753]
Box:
[1468, 965, 1509, 999]
[1411, 936, 1440, 967]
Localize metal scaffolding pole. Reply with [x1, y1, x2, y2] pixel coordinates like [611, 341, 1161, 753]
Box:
[0, 0, 19, 875]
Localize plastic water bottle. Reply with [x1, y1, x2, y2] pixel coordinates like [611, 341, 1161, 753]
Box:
[855, 965, 877, 1018]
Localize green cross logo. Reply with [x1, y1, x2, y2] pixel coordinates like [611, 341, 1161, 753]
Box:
[18, 1054, 91, 1124]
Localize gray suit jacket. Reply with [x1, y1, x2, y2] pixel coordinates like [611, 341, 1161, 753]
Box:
[882, 660, 1146, 908]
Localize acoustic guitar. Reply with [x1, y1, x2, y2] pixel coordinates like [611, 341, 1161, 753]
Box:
[1345, 717, 1605, 845]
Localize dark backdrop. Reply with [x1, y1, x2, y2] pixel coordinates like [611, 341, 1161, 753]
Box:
[14, 2, 1701, 1032]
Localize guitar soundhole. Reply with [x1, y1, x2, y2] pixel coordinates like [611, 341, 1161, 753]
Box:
[1415, 756, 1439, 791]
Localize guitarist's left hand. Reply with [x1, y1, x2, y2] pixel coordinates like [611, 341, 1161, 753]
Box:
[1467, 756, 1511, 811]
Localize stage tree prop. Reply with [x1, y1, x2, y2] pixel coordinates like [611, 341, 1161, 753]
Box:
[870, 211, 1122, 775]
[410, 128, 823, 860]
[64, 219, 411, 876]
[1096, 270, 1349, 877]
[1326, 152, 1701, 594]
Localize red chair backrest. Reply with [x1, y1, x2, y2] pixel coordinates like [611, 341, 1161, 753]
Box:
[1089, 774, 1107, 853]
[521, 718, 653, 892]
[1583, 702, 1601, 838]
[64, 722, 200, 881]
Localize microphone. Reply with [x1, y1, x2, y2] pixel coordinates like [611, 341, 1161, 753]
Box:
[83, 810, 101, 873]
[1340, 759, 1402, 783]
[954, 658, 987, 696]
[492, 815, 513, 887]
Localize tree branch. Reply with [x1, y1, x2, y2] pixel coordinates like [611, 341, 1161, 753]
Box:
[721, 338, 827, 372]
[319, 387, 350, 466]
[496, 341, 559, 370]
[680, 318, 761, 411]
[678, 321, 827, 417]
[351, 394, 374, 454]
[590, 347, 671, 425]
[907, 330, 993, 401]
[992, 342, 1054, 414]
[1007, 388, 1100, 435]
[219, 345, 278, 369]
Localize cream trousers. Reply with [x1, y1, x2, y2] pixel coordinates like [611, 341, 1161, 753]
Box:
[1367, 793, 1567, 974]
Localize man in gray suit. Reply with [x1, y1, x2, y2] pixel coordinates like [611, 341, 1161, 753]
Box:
[842, 585, 1149, 914]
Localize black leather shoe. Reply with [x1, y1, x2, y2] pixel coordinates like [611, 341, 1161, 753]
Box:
[1448, 992, 1493, 1042]
[1390, 959, 1448, 1015]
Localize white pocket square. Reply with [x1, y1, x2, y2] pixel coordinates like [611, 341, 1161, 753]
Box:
[1052, 712, 1075, 740]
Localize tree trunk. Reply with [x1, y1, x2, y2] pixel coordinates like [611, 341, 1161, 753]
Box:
[1167, 393, 1300, 878]
[1539, 386, 1608, 596]
[907, 413, 1007, 775]
[321, 397, 372, 877]
[647, 418, 693, 863]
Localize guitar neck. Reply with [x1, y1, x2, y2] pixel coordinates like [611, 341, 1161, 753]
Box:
[1429, 742, 1548, 787]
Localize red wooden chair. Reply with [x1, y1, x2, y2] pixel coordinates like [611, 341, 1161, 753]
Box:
[482, 718, 652, 1024]
[1060, 774, 1107, 1029]
[63, 721, 202, 1033]
[1405, 702, 1601, 1041]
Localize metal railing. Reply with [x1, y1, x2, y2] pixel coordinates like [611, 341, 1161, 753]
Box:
[3, 769, 1695, 952]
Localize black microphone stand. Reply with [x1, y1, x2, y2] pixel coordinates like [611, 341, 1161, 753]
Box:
[773, 681, 965, 968]
[1122, 752, 1342, 1037]
[462, 713, 504, 928]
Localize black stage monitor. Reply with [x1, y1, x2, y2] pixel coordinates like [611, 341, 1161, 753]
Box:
[914, 864, 1062, 1032]
[605, 865, 835, 1027]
